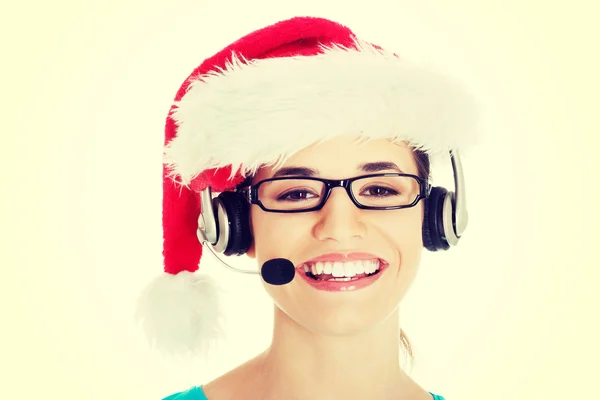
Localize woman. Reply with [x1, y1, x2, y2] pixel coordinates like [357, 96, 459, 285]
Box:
[136, 16, 478, 400]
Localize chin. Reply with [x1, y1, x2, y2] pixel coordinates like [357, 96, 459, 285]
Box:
[287, 299, 399, 337]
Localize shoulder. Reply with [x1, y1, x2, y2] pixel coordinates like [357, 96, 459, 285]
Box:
[162, 358, 260, 400]
[162, 386, 207, 400]
[198, 355, 265, 399]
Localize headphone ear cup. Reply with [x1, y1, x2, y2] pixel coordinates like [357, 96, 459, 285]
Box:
[422, 186, 450, 251]
[213, 191, 252, 256]
[422, 200, 434, 252]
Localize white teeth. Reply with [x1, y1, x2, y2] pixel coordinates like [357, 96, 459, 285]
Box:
[316, 262, 324, 274]
[344, 261, 356, 277]
[332, 262, 345, 277]
[365, 260, 377, 274]
[304, 259, 381, 278]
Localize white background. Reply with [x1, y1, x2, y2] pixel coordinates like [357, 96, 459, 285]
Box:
[2, 1, 598, 399]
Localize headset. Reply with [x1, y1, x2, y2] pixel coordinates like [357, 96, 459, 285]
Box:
[197, 149, 468, 277]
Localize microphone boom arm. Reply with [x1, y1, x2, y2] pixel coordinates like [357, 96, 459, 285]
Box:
[200, 239, 260, 275]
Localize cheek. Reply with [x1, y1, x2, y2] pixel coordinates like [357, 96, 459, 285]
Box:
[249, 209, 308, 261]
[376, 207, 424, 289]
[375, 208, 425, 304]
[377, 206, 424, 250]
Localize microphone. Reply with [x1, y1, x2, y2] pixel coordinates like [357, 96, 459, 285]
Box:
[261, 258, 296, 285]
[202, 243, 296, 285]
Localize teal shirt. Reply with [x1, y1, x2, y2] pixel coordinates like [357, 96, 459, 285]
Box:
[163, 386, 446, 399]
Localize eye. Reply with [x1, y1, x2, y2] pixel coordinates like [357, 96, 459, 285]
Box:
[277, 189, 318, 201]
[361, 185, 399, 197]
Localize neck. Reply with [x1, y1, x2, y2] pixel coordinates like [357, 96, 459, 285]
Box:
[256, 306, 411, 400]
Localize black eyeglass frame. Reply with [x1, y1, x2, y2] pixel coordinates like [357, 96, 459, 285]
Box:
[237, 173, 432, 213]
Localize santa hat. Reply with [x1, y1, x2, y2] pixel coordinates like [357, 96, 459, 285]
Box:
[135, 16, 479, 356]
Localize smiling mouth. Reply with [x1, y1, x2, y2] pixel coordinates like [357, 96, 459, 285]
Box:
[301, 259, 384, 282]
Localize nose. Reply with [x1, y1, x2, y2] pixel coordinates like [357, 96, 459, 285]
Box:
[312, 187, 366, 242]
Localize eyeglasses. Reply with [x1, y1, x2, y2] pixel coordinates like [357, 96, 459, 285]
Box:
[238, 173, 431, 213]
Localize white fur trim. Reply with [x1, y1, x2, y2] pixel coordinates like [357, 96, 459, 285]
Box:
[135, 271, 224, 356]
[165, 39, 480, 184]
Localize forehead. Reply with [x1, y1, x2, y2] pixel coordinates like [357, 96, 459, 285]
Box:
[253, 136, 418, 181]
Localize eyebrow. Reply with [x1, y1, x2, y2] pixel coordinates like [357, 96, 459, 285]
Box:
[271, 162, 404, 178]
[358, 161, 404, 174]
[272, 166, 318, 178]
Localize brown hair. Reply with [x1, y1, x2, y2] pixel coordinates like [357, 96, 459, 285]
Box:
[413, 147, 431, 181]
[400, 148, 431, 368]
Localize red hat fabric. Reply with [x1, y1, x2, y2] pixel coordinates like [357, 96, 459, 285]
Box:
[136, 16, 478, 356]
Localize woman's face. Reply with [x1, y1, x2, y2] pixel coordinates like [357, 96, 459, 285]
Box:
[245, 136, 425, 336]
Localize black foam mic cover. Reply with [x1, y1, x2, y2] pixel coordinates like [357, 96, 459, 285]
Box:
[261, 258, 296, 285]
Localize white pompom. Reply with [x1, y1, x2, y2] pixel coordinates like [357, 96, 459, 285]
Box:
[135, 271, 225, 357]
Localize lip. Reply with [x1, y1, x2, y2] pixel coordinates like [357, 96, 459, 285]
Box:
[296, 252, 389, 292]
[302, 252, 383, 264]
